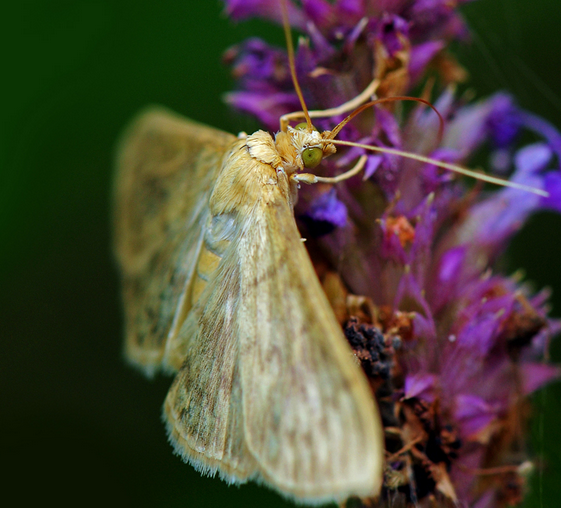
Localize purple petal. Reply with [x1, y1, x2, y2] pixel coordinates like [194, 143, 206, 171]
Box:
[374, 107, 402, 148]
[363, 154, 383, 179]
[420, 147, 460, 192]
[407, 0, 471, 41]
[226, 38, 290, 86]
[224, 0, 307, 29]
[455, 312, 501, 356]
[439, 313, 503, 394]
[375, 14, 410, 57]
[408, 194, 436, 286]
[485, 93, 522, 149]
[411, 312, 437, 342]
[431, 246, 468, 313]
[521, 362, 561, 395]
[541, 172, 561, 212]
[513, 142, 552, 176]
[520, 110, 561, 165]
[456, 185, 541, 259]
[438, 246, 466, 283]
[305, 21, 336, 61]
[336, 0, 366, 20]
[442, 98, 493, 156]
[454, 394, 497, 437]
[305, 188, 348, 228]
[302, 0, 333, 29]
[343, 16, 368, 50]
[394, 271, 435, 334]
[404, 373, 438, 401]
[409, 40, 445, 82]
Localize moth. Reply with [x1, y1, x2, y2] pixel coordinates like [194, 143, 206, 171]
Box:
[114, 102, 386, 502]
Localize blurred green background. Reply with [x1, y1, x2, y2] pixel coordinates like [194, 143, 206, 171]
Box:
[2, 1, 561, 506]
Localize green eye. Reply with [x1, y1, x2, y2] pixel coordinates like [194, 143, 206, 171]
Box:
[295, 122, 318, 132]
[302, 147, 323, 168]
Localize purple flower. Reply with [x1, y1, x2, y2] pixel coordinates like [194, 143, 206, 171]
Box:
[222, 0, 560, 505]
[299, 188, 348, 236]
[223, 0, 473, 126]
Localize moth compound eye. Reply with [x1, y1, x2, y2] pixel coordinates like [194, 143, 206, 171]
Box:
[295, 122, 318, 132]
[302, 147, 323, 168]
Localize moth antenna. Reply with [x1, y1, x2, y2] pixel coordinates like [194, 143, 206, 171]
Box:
[280, 0, 313, 133]
[325, 139, 549, 197]
[329, 96, 445, 143]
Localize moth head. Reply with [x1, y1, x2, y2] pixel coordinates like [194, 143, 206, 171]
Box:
[287, 123, 336, 170]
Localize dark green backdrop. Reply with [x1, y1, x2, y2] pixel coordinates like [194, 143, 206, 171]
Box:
[3, 1, 561, 507]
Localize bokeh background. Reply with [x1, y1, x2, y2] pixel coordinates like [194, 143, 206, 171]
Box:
[3, 1, 561, 506]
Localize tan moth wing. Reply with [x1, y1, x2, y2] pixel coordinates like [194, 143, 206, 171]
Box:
[238, 180, 384, 500]
[114, 108, 236, 374]
[163, 142, 384, 503]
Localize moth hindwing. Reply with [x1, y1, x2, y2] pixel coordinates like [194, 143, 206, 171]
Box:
[114, 107, 384, 503]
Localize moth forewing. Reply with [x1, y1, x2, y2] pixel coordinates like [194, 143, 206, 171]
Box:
[236, 177, 384, 500]
[113, 108, 236, 375]
[153, 127, 384, 502]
